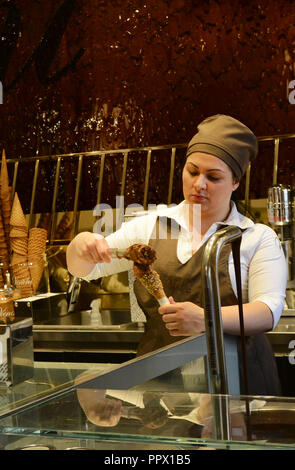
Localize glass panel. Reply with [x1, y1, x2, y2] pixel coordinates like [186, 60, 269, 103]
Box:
[0, 362, 111, 418]
[1, 386, 295, 450]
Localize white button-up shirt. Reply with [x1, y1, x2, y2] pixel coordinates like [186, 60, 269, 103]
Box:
[83, 201, 287, 329]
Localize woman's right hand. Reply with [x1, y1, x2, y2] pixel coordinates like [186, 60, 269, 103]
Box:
[72, 232, 111, 264]
[66, 232, 111, 277]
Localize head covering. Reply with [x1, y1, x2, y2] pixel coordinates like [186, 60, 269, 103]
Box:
[186, 114, 258, 180]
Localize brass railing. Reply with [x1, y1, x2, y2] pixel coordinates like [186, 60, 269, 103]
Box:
[6, 134, 295, 245]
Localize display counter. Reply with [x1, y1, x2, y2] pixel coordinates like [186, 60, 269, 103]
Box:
[0, 333, 295, 450]
[2, 389, 295, 450]
[0, 361, 112, 419]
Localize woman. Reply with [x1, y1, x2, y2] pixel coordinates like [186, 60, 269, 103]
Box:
[67, 114, 287, 395]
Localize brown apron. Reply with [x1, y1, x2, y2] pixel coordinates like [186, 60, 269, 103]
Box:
[134, 217, 281, 396]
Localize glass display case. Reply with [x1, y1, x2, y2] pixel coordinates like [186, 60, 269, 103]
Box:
[0, 333, 295, 450]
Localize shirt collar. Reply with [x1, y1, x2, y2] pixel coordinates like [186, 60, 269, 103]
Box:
[156, 200, 254, 231]
[219, 201, 254, 229]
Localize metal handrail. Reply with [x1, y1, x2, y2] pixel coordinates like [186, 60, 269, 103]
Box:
[201, 225, 243, 440]
[4, 133, 295, 244]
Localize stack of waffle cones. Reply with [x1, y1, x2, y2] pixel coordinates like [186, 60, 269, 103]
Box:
[9, 192, 48, 297]
[0, 150, 12, 282]
[0, 149, 48, 303]
[0, 213, 9, 287]
[10, 192, 33, 298]
[1, 150, 12, 245]
[28, 227, 47, 293]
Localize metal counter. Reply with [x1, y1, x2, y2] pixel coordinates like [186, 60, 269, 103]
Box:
[32, 311, 144, 363]
[267, 311, 295, 355]
[29, 304, 295, 399]
[32, 309, 295, 358]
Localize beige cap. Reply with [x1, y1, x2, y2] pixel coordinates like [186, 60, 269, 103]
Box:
[186, 115, 258, 180]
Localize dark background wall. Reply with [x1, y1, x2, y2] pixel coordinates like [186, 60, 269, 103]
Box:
[1, 0, 295, 210]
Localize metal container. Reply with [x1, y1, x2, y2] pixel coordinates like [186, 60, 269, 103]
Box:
[0, 317, 34, 386]
[14, 293, 68, 323]
[268, 185, 293, 226]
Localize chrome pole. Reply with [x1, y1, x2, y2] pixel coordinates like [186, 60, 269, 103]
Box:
[272, 138, 280, 186]
[201, 225, 243, 440]
[143, 149, 152, 210]
[28, 159, 40, 229]
[167, 147, 176, 205]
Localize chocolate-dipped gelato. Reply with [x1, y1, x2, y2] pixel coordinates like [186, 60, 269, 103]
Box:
[121, 243, 157, 265]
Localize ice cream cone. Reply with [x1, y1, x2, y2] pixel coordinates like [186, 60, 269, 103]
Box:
[133, 265, 168, 305]
[119, 243, 157, 265]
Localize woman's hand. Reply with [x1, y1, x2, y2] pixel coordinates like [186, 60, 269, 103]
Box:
[66, 232, 111, 277]
[158, 297, 205, 336]
[71, 232, 111, 264]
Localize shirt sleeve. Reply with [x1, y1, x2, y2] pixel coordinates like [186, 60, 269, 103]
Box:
[82, 214, 157, 281]
[247, 225, 287, 329]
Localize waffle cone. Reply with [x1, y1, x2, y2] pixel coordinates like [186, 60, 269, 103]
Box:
[10, 193, 27, 230]
[28, 228, 47, 258]
[11, 262, 33, 298]
[11, 253, 27, 266]
[10, 238, 28, 256]
[29, 227, 47, 240]
[0, 149, 10, 198]
[29, 258, 44, 293]
[0, 212, 6, 239]
[0, 151, 12, 248]
[0, 213, 9, 266]
[10, 227, 27, 238]
[134, 266, 166, 301]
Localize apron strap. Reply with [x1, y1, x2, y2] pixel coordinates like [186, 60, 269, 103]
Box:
[231, 236, 252, 439]
[231, 238, 249, 395]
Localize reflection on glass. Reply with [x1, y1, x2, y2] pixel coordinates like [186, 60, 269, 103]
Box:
[3, 385, 295, 450]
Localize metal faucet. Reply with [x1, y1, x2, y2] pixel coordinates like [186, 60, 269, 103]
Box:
[67, 276, 82, 314]
[201, 225, 243, 440]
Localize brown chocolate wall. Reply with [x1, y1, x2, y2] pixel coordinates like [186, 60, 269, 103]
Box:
[1, 0, 295, 210]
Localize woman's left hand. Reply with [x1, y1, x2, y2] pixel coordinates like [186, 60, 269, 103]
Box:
[158, 297, 205, 336]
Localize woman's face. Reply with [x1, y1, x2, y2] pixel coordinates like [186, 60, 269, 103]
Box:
[182, 152, 239, 218]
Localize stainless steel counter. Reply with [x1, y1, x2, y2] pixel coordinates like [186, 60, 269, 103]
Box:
[30, 306, 295, 369]
[267, 314, 295, 356]
[32, 311, 144, 360]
